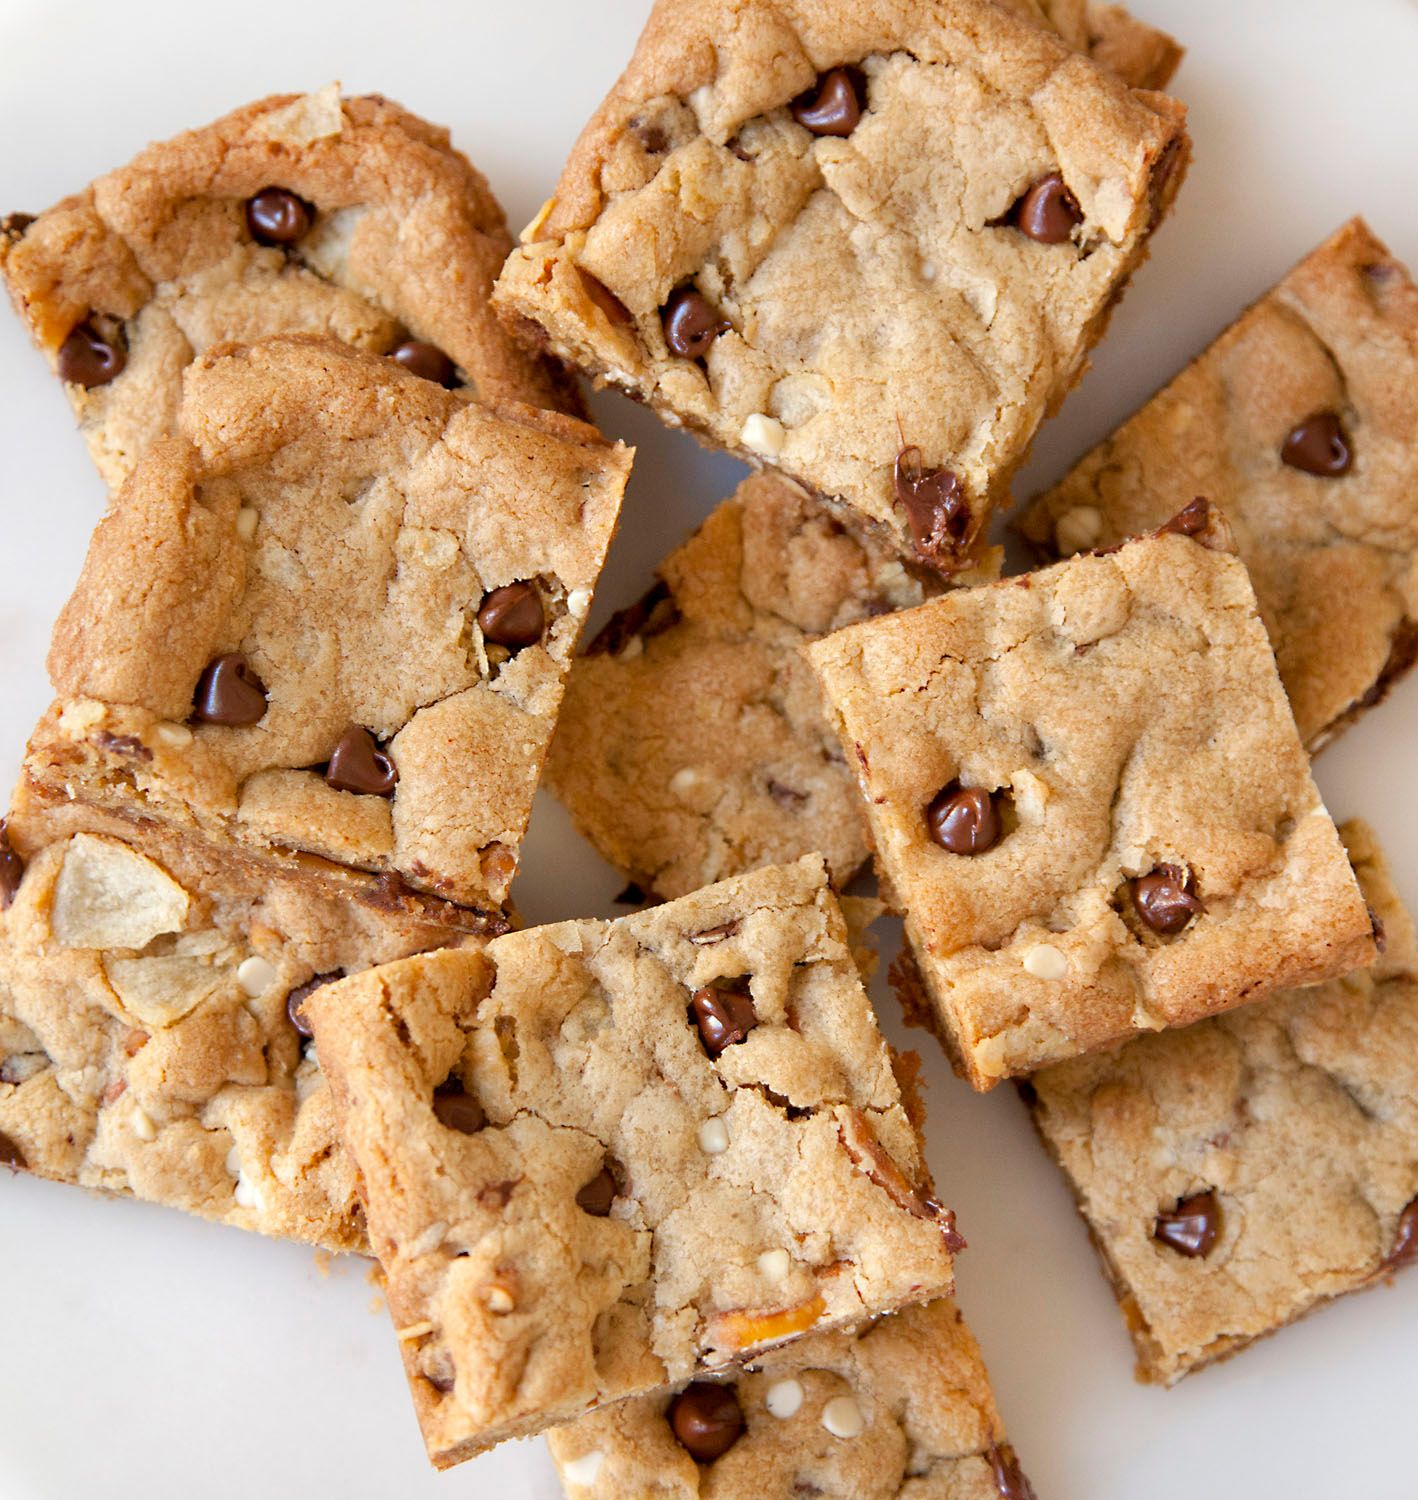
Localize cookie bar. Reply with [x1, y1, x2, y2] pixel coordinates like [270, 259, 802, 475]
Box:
[1017, 219, 1418, 751]
[1041, 1, 1183, 91]
[546, 473, 993, 900]
[1, 87, 576, 489]
[25, 335, 631, 911]
[1027, 820, 1418, 1385]
[809, 501, 1378, 1089]
[304, 855, 961, 1465]
[0, 780, 497, 1251]
[547, 1297, 1035, 1499]
[494, 0, 1187, 573]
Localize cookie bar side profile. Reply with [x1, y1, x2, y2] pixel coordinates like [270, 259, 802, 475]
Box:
[0, 88, 577, 487]
[28, 335, 631, 910]
[494, 0, 1188, 573]
[1017, 219, 1418, 750]
[305, 856, 960, 1465]
[0, 780, 494, 1250]
[1027, 819, 1418, 1385]
[810, 506, 1377, 1088]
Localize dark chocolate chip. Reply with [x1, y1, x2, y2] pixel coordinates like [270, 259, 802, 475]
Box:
[1155, 497, 1212, 538]
[689, 980, 757, 1057]
[245, 187, 313, 246]
[287, 972, 340, 1038]
[668, 1382, 744, 1463]
[0, 819, 24, 910]
[577, 268, 633, 325]
[1131, 865, 1203, 935]
[1281, 411, 1352, 477]
[586, 580, 680, 657]
[0, 1129, 26, 1170]
[57, 320, 126, 388]
[1369, 906, 1388, 955]
[1383, 1197, 1418, 1270]
[926, 784, 1003, 856]
[989, 1442, 1038, 1500]
[389, 340, 458, 388]
[1153, 1190, 1221, 1258]
[96, 731, 152, 762]
[790, 68, 865, 137]
[575, 1164, 618, 1217]
[326, 727, 398, 797]
[615, 882, 650, 905]
[895, 446, 972, 566]
[689, 920, 742, 946]
[477, 582, 545, 649]
[1010, 173, 1083, 244]
[661, 286, 728, 359]
[2, 212, 35, 239]
[432, 1080, 486, 1135]
[192, 653, 267, 726]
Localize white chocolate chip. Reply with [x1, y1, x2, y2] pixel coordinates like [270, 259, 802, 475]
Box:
[1023, 944, 1069, 980]
[236, 506, 260, 541]
[765, 1378, 804, 1420]
[740, 412, 785, 458]
[562, 1451, 605, 1486]
[130, 1105, 156, 1142]
[757, 1248, 791, 1283]
[395, 1320, 435, 1341]
[567, 588, 593, 619]
[821, 1395, 865, 1439]
[234, 1175, 263, 1211]
[669, 767, 701, 799]
[698, 1118, 730, 1155]
[616, 634, 644, 661]
[154, 722, 194, 749]
[1055, 505, 1103, 556]
[920, 260, 937, 281]
[483, 1282, 516, 1314]
[237, 955, 278, 997]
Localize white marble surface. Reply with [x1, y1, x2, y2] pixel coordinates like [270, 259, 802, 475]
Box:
[0, 1, 1416, 1495]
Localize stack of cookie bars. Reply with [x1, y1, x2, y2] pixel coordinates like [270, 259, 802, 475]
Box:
[2, 2, 1415, 1495]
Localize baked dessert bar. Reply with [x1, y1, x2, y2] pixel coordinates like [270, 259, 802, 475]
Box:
[1027, 820, 1418, 1385]
[547, 1296, 1035, 1499]
[493, 0, 1188, 573]
[304, 855, 961, 1464]
[547, 473, 993, 900]
[25, 334, 631, 912]
[0, 780, 497, 1250]
[0, 87, 576, 489]
[809, 501, 1377, 1089]
[1017, 219, 1418, 751]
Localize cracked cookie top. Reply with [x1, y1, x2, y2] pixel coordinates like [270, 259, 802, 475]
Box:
[493, 0, 1187, 572]
[1017, 218, 1418, 753]
[1028, 821, 1418, 1385]
[0, 87, 578, 488]
[809, 502, 1377, 1088]
[304, 855, 960, 1466]
[28, 335, 631, 911]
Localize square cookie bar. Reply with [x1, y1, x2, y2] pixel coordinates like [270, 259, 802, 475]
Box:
[548, 1297, 1035, 1499]
[0, 87, 576, 489]
[1027, 821, 1418, 1385]
[25, 335, 631, 912]
[0, 781, 497, 1250]
[1018, 219, 1418, 751]
[809, 502, 1377, 1089]
[493, 0, 1187, 573]
[547, 473, 987, 899]
[304, 856, 961, 1465]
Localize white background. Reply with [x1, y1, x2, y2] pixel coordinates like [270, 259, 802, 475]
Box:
[1, 2, 1417, 1496]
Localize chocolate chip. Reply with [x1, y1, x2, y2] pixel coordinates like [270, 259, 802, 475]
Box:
[895, 447, 972, 566]
[2, 212, 35, 239]
[1281, 411, 1352, 477]
[1155, 497, 1211, 538]
[790, 67, 865, 137]
[192, 653, 267, 726]
[477, 582, 545, 649]
[245, 187, 313, 246]
[615, 882, 650, 905]
[1384, 1197, 1418, 1270]
[989, 1443, 1038, 1500]
[287, 973, 340, 1038]
[0, 1130, 26, 1170]
[96, 731, 152, 762]
[661, 286, 728, 359]
[586, 580, 680, 656]
[56, 320, 126, 388]
[689, 980, 757, 1057]
[0, 819, 24, 910]
[575, 1164, 618, 1217]
[1131, 865, 1203, 935]
[577, 267, 633, 326]
[326, 727, 398, 797]
[689, 919, 741, 946]
[389, 340, 458, 388]
[1153, 1190, 1221, 1258]
[1009, 173, 1083, 244]
[668, 1382, 744, 1463]
[926, 784, 1003, 855]
[432, 1080, 486, 1135]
